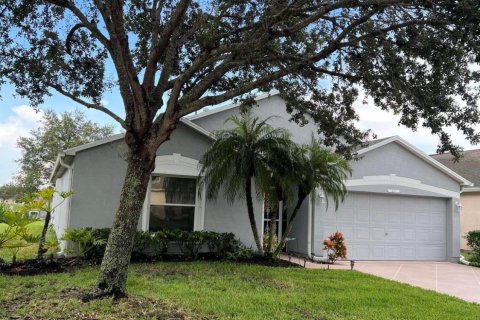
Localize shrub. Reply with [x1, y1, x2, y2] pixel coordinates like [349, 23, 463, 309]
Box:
[323, 231, 347, 264]
[66, 227, 250, 262]
[61, 228, 93, 256]
[132, 231, 168, 259]
[83, 228, 110, 261]
[465, 230, 480, 262]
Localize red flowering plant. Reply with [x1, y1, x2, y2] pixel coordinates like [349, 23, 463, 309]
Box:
[323, 231, 347, 264]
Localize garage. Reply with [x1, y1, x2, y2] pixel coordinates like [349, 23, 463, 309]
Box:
[318, 193, 447, 261]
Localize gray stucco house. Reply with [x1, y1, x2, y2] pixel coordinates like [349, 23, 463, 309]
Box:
[50, 92, 471, 262]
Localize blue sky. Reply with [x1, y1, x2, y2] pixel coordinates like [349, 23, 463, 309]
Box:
[0, 85, 479, 185]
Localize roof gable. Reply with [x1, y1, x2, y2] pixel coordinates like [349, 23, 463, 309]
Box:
[356, 136, 472, 186]
[187, 91, 280, 121]
[63, 118, 212, 156]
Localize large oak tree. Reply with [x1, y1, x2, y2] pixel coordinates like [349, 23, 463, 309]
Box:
[1, 0, 480, 299]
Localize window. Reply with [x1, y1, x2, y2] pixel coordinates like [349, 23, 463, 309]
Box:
[149, 176, 197, 232]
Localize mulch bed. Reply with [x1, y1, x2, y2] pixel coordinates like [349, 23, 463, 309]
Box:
[0, 257, 84, 276]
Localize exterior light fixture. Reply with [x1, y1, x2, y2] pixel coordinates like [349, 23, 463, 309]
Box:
[456, 201, 462, 213]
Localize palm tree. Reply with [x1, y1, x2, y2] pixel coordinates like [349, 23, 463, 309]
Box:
[199, 113, 294, 252]
[272, 138, 351, 257]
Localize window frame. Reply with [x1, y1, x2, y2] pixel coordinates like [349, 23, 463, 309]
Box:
[140, 154, 206, 232]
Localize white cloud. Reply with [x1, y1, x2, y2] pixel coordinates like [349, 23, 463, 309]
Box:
[0, 105, 43, 184]
[354, 92, 480, 154]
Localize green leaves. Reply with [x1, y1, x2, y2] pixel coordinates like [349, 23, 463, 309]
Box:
[38, 187, 56, 201]
[12, 109, 114, 194]
[200, 112, 294, 203]
[1, 1, 479, 159]
[0, 204, 39, 250]
[60, 190, 75, 199]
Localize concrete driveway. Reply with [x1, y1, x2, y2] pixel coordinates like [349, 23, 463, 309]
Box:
[287, 256, 480, 303]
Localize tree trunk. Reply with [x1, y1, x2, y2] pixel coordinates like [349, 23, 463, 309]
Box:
[36, 211, 51, 261]
[273, 193, 308, 257]
[265, 201, 278, 257]
[83, 144, 156, 301]
[245, 176, 262, 252]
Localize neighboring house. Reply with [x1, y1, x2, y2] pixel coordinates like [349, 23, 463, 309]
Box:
[27, 210, 47, 220]
[431, 150, 480, 250]
[50, 92, 471, 262]
[0, 195, 17, 204]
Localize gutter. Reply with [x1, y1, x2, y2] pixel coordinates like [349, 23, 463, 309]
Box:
[462, 187, 480, 193]
[58, 152, 72, 172]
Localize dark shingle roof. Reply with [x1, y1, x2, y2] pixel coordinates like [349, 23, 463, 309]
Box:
[431, 149, 480, 188]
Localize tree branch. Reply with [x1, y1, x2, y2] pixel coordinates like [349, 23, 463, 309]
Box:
[143, 0, 192, 93]
[49, 84, 126, 129]
[45, 0, 112, 52]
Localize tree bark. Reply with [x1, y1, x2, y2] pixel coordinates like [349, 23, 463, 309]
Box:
[83, 143, 156, 301]
[265, 201, 278, 257]
[245, 176, 262, 252]
[36, 211, 51, 261]
[273, 192, 308, 257]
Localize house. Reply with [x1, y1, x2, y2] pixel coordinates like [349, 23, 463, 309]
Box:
[431, 150, 480, 250]
[27, 210, 47, 220]
[0, 195, 17, 204]
[50, 92, 471, 262]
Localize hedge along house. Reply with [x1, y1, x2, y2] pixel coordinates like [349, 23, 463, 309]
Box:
[50, 92, 471, 262]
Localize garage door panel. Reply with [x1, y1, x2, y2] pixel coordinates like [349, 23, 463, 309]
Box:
[416, 246, 445, 260]
[386, 246, 402, 259]
[429, 231, 445, 243]
[388, 213, 403, 224]
[372, 228, 386, 240]
[322, 225, 336, 240]
[353, 245, 370, 259]
[386, 228, 402, 241]
[337, 211, 355, 223]
[354, 227, 370, 241]
[371, 212, 386, 223]
[401, 247, 416, 259]
[402, 212, 417, 224]
[355, 210, 370, 223]
[403, 229, 416, 241]
[371, 246, 385, 259]
[318, 193, 447, 261]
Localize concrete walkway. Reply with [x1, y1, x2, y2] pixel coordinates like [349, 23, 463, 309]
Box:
[285, 256, 480, 303]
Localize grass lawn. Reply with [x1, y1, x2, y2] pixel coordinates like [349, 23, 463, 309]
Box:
[0, 220, 58, 263]
[2, 262, 480, 319]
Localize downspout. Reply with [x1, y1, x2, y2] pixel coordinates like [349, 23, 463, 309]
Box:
[58, 153, 74, 253]
[307, 191, 329, 263]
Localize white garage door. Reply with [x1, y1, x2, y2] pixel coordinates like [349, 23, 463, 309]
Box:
[318, 193, 447, 260]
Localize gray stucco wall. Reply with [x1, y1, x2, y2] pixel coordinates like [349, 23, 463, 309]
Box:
[192, 95, 321, 144]
[65, 122, 264, 249]
[203, 188, 263, 248]
[68, 123, 212, 229]
[287, 197, 310, 255]
[352, 142, 460, 192]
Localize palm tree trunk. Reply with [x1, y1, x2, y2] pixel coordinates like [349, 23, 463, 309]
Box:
[83, 144, 156, 301]
[273, 192, 308, 257]
[36, 211, 51, 261]
[245, 176, 262, 252]
[265, 201, 278, 256]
